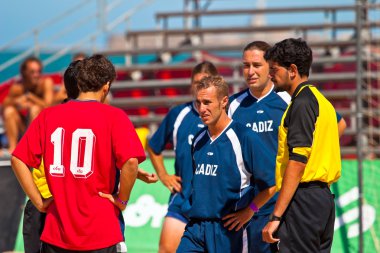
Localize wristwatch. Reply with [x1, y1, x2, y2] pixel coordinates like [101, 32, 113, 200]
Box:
[269, 213, 282, 222]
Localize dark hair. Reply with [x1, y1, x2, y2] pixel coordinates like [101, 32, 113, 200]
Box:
[191, 61, 218, 83]
[243, 41, 271, 53]
[76, 54, 116, 93]
[63, 60, 81, 99]
[264, 38, 312, 77]
[20, 56, 43, 76]
[195, 75, 228, 99]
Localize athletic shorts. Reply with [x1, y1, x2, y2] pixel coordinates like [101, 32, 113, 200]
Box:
[41, 243, 117, 253]
[246, 214, 278, 253]
[166, 210, 189, 224]
[23, 199, 46, 253]
[277, 182, 335, 253]
[116, 242, 127, 253]
[177, 220, 245, 253]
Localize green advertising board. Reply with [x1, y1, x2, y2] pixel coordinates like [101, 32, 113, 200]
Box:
[14, 159, 380, 252]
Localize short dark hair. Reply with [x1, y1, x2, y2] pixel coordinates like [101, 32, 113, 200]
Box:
[20, 56, 43, 76]
[63, 60, 81, 99]
[76, 54, 116, 93]
[191, 61, 218, 83]
[243, 41, 271, 53]
[195, 75, 228, 99]
[264, 38, 312, 77]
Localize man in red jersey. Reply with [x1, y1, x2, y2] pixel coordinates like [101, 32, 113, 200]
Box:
[11, 54, 146, 252]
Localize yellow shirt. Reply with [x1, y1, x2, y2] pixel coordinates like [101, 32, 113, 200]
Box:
[276, 83, 341, 191]
[32, 159, 52, 199]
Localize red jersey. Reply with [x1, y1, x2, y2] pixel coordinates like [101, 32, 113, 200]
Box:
[13, 100, 146, 250]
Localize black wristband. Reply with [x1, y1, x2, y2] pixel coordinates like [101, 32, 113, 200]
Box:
[269, 213, 282, 222]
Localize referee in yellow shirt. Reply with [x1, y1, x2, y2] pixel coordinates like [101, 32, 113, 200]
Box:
[262, 38, 341, 252]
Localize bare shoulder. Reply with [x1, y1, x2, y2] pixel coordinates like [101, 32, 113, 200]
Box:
[42, 76, 54, 87]
[8, 82, 24, 96]
[38, 77, 54, 94]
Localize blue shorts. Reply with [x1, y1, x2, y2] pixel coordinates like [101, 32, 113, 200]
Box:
[166, 192, 189, 224]
[246, 214, 278, 253]
[177, 220, 245, 253]
[166, 211, 189, 224]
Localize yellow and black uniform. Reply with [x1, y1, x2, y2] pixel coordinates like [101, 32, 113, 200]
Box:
[276, 82, 341, 189]
[275, 82, 341, 253]
[23, 160, 51, 253]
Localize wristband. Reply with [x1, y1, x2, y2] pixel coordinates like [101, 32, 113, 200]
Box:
[117, 197, 129, 206]
[269, 213, 282, 222]
[249, 202, 260, 213]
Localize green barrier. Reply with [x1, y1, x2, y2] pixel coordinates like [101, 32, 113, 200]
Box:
[331, 160, 380, 252]
[14, 159, 380, 252]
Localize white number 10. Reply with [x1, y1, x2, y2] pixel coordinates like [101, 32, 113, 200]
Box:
[50, 127, 96, 179]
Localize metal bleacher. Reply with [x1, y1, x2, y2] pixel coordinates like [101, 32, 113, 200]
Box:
[0, 1, 379, 159]
[103, 1, 380, 158]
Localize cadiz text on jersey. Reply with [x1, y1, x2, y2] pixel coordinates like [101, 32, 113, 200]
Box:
[246, 120, 273, 133]
[195, 163, 218, 176]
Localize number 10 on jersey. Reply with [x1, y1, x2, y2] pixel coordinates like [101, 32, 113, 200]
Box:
[50, 127, 96, 179]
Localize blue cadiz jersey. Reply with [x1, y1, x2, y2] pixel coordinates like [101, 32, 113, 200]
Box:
[228, 86, 289, 215]
[186, 121, 275, 219]
[149, 102, 204, 213]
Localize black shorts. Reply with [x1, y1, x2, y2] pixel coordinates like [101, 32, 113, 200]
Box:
[41, 243, 117, 253]
[277, 182, 335, 253]
[23, 199, 46, 253]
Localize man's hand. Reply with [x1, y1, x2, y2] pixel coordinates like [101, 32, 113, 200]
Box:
[159, 174, 182, 193]
[35, 197, 54, 213]
[98, 192, 127, 211]
[222, 206, 254, 231]
[137, 169, 159, 184]
[262, 220, 280, 243]
[15, 95, 31, 109]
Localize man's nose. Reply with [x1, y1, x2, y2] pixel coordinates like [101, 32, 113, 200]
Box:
[248, 65, 255, 75]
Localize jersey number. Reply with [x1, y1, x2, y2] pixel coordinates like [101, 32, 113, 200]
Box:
[50, 127, 96, 178]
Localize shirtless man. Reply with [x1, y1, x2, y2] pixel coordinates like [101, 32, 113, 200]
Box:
[2, 56, 54, 154]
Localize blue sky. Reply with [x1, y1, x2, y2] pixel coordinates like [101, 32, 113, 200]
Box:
[0, 0, 360, 51]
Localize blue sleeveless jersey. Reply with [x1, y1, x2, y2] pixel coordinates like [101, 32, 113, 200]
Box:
[228, 87, 289, 215]
[149, 102, 204, 213]
[185, 121, 275, 219]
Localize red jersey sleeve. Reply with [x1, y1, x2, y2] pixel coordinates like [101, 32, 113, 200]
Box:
[12, 110, 44, 168]
[112, 109, 146, 169]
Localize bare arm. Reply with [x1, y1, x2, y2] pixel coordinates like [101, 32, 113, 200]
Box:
[99, 158, 139, 211]
[11, 156, 52, 212]
[137, 168, 158, 184]
[27, 77, 54, 108]
[272, 160, 304, 216]
[262, 160, 305, 243]
[118, 158, 139, 205]
[338, 117, 347, 138]
[146, 144, 182, 193]
[2, 85, 25, 107]
[53, 84, 67, 105]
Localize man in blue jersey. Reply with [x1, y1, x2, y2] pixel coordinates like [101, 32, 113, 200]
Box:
[177, 76, 276, 253]
[147, 62, 218, 253]
[227, 41, 289, 253]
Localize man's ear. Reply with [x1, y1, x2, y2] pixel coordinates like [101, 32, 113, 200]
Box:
[289, 64, 298, 79]
[103, 81, 110, 93]
[221, 95, 228, 109]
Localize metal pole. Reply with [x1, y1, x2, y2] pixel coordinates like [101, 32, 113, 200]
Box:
[97, 0, 106, 32]
[33, 30, 40, 58]
[184, 0, 191, 29]
[355, 1, 364, 253]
